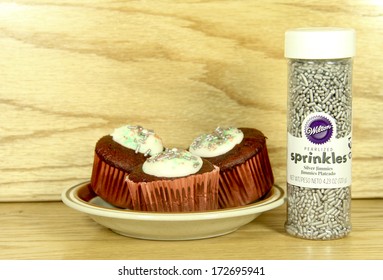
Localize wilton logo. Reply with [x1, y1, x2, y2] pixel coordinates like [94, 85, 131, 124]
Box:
[304, 114, 334, 145]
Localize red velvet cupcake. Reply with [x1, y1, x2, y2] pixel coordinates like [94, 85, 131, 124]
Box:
[189, 127, 274, 208]
[90, 125, 163, 208]
[125, 148, 220, 212]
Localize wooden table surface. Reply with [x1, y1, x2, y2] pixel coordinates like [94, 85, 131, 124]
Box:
[1, 198, 382, 260]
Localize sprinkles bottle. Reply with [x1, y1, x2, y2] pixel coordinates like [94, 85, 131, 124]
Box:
[284, 28, 355, 240]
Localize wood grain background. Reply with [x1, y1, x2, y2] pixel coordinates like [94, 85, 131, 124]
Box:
[1, 0, 382, 201]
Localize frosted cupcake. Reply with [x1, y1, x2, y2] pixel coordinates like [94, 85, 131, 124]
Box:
[125, 148, 220, 212]
[189, 127, 274, 208]
[90, 125, 163, 208]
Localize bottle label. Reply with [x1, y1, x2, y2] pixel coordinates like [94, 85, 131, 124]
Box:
[287, 112, 352, 188]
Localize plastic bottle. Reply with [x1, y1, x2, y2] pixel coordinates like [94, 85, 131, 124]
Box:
[284, 27, 356, 240]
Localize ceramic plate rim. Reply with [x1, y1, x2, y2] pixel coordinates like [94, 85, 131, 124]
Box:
[62, 182, 285, 222]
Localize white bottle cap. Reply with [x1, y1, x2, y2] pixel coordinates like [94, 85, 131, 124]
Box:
[285, 27, 356, 59]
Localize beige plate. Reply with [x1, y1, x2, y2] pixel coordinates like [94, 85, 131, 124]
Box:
[61, 182, 285, 240]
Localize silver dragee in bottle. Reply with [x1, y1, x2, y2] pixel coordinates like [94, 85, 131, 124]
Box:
[284, 27, 356, 240]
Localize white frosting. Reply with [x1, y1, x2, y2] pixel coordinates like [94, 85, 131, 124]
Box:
[189, 127, 244, 158]
[142, 148, 203, 178]
[111, 125, 163, 156]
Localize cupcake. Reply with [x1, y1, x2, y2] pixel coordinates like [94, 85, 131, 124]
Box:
[189, 127, 274, 208]
[125, 148, 220, 212]
[90, 125, 163, 208]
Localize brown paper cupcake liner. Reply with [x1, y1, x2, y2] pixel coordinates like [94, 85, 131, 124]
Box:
[218, 145, 274, 208]
[125, 167, 220, 212]
[90, 153, 133, 208]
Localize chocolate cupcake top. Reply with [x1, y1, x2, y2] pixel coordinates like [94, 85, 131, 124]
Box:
[143, 148, 202, 178]
[127, 148, 216, 182]
[95, 125, 164, 172]
[111, 125, 163, 156]
[189, 127, 266, 171]
[189, 127, 244, 157]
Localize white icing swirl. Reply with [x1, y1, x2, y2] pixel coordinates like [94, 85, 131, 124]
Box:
[142, 148, 203, 178]
[111, 125, 163, 156]
[189, 127, 244, 158]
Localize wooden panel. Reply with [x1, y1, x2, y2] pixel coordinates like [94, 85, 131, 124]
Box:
[0, 0, 382, 201]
